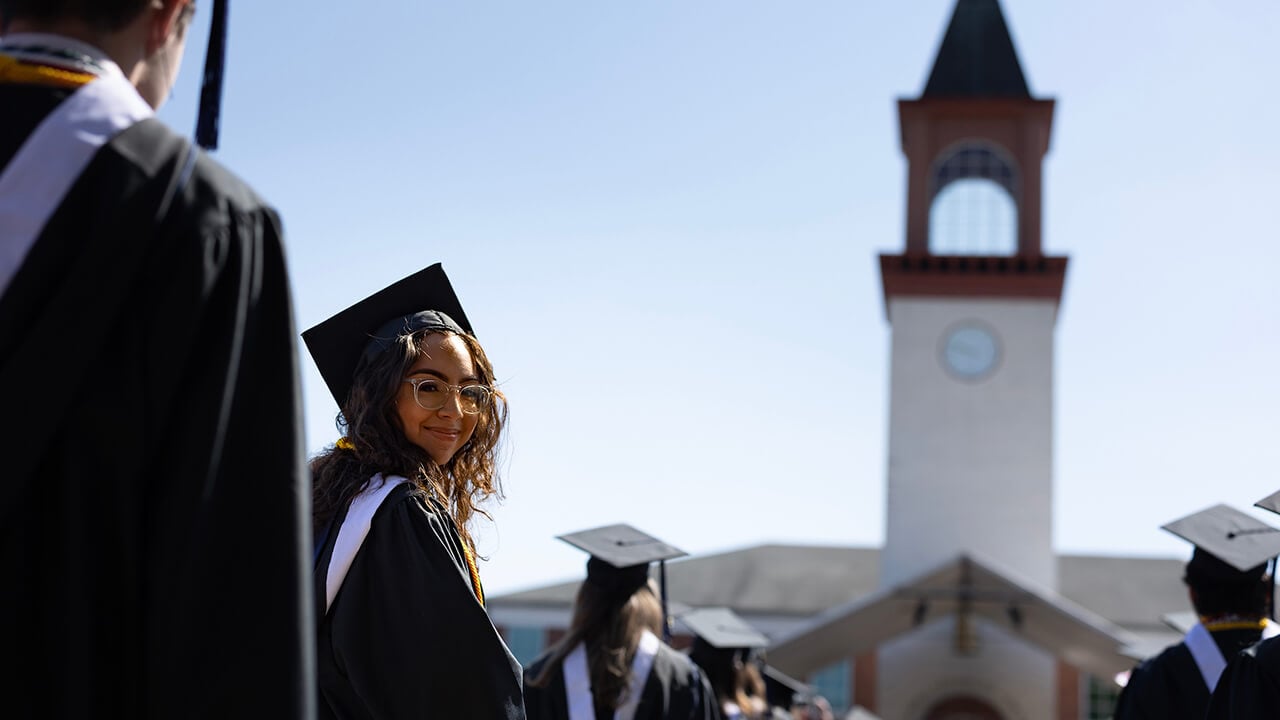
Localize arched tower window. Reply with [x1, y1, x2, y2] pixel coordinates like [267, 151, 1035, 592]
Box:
[928, 143, 1018, 255]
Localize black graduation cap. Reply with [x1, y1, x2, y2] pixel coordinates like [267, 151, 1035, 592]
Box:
[679, 607, 769, 651]
[194, 0, 228, 149]
[762, 664, 812, 710]
[302, 263, 473, 409]
[1255, 490, 1280, 517]
[557, 524, 687, 640]
[1161, 503, 1280, 584]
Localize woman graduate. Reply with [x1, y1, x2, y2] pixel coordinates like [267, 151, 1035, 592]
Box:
[523, 524, 720, 720]
[682, 608, 789, 720]
[304, 263, 525, 719]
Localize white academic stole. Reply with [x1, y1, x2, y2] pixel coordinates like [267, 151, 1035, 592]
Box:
[1185, 621, 1280, 692]
[0, 35, 153, 295]
[563, 629, 660, 720]
[324, 473, 408, 612]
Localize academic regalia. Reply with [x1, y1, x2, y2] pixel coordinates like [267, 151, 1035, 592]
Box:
[0, 24, 313, 720]
[1114, 504, 1280, 720]
[522, 524, 719, 720]
[682, 607, 788, 720]
[523, 642, 720, 720]
[313, 479, 525, 719]
[1115, 628, 1267, 720]
[1205, 489, 1280, 718]
[1206, 634, 1280, 719]
[304, 265, 525, 719]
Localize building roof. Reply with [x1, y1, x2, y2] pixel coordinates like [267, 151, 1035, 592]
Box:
[766, 553, 1140, 679]
[491, 544, 879, 616]
[1057, 554, 1187, 630]
[922, 0, 1031, 98]
[490, 544, 1190, 635]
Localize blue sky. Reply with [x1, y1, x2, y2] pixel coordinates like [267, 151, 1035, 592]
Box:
[160, 0, 1280, 595]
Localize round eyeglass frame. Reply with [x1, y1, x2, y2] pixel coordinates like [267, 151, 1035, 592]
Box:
[403, 378, 492, 415]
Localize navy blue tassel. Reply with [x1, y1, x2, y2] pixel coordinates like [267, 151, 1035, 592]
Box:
[194, 0, 228, 150]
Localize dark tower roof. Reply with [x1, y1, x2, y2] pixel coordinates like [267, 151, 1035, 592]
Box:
[923, 0, 1030, 98]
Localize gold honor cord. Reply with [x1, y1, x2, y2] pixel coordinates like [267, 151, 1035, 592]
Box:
[0, 54, 96, 89]
[462, 541, 485, 606]
[1202, 618, 1270, 633]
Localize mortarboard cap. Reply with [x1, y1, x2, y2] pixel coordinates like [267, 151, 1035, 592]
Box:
[302, 263, 473, 409]
[557, 523, 686, 593]
[1161, 504, 1280, 584]
[679, 607, 769, 650]
[557, 524, 686, 640]
[194, 0, 228, 149]
[1255, 490, 1280, 517]
[762, 664, 812, 709]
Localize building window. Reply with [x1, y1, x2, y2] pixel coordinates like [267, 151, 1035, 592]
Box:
[809, 659, 851, 715]
[504, 626, 546, 666]
[1086, 674, 1120, 719]
[928, 143, 1018, 256]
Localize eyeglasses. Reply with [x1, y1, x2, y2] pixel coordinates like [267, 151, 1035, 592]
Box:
[403, 377, 492, 415]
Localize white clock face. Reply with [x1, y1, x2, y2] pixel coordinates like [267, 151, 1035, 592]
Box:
[941, 324, 1000, 380]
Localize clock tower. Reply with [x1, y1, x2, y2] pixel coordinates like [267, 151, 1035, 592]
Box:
[874, 2, 1070, 717]
[879, 0, 1067, 593]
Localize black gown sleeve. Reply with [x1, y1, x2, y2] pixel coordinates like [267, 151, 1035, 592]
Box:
[319, 484, 524, 719]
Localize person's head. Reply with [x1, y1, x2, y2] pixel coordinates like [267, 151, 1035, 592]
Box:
[311, 320, 507, 544]
[1, 0, 195, 109]
[690, 641, 764, 714]
[682, 606, 772, 713]
[341, 323, 503, 474]
[343, 325, 505, 471]
[1, 0, 150, 32]
[306, 265, 507, 543]
[1162, 504, 1280, 621]
[1184, 547, 1272, 619]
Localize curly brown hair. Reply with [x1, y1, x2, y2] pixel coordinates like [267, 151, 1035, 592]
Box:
[310, 329, 507, 551]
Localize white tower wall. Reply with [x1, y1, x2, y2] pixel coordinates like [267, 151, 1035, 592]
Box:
[880, 296, 1059, 591]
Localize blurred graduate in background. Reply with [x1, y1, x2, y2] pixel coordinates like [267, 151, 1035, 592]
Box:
[682, 607, 790, 720]
[1114, 504, 1280, 720]
[1207, 491, 1280, 719]
[523, 524, 720, 720]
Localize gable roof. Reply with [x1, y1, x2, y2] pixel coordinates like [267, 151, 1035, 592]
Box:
[922, 0, 1031, 98]
[491, 544, 879, 616]
[765, 553, 1139, 679]
[490, 544, 1190, 638]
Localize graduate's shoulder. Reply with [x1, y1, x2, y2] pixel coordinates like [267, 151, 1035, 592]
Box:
[1244, 634, 1280, 664]
[521, 649, 556, 681]
[1119, 641, 1194, 701]
[369, 480, 462, 540]
[1135, 639, 1193, 676]
[106, 118, 276, 220]
[654, 643, 704, 684]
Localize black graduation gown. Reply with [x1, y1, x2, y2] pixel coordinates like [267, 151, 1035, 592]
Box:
[1113, 628, 1263, 720]
[0, 84, 313, 717]
[1206, 635, 1280, 719]
[315, 481, 525, 719]
[522, 643, 721, 720]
